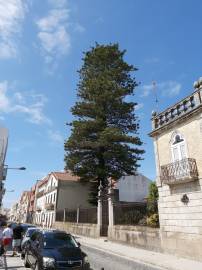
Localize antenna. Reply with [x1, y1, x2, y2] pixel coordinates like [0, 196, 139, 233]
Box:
[152, 81, 159, 112]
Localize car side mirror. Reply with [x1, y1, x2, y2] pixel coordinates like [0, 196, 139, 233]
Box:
[77, 242, 81, 247]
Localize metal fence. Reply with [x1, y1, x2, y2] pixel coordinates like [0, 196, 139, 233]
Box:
[114, 202, 147, 225]
[55, 207, 97, 224]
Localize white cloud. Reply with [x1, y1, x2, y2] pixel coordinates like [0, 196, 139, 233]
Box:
[141, 84, 153, 97]
[48, 0, 67, 8]
[0, 81, 51, 124]
[48, 130, 64, 143]
[141, 81, 181, 98]
[135, 103, 144, 110]
[74, 23, 85, 33]
[36, 2, 71, 64]
[0, 0, 29, 59]
[160, 81, 181, 97]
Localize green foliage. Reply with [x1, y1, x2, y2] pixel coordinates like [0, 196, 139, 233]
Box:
[146, 214, 159, 228]
[147, 182, 159, 227]
[64, 43, 144, 205]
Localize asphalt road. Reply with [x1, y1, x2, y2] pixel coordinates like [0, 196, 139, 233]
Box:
[0, 248, 164, 270]
[82, 245, 165, 270]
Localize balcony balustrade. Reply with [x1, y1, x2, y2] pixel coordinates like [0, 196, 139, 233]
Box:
[160, 158, 198, 185]
[45, 203, 55, 211]
[36, 191, 44, 198]
[151, 88, 202, 133]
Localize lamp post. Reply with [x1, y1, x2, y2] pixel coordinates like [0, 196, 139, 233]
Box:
[1, 165, 26, 181]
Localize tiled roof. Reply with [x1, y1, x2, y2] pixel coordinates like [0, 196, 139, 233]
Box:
[51, 171, 79, 182]
[37, 176, 49, 187]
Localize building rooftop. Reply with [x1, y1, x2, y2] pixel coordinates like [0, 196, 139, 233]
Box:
[51, 171, 79, 182]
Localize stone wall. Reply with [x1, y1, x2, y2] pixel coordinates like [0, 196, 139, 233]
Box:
[54, 222, 100, 238]
[108, 225, 161, 252]
[108, 224, 202, 261]
[158, 181, 202, 261]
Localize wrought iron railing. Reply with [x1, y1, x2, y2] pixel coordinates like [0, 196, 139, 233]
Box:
[55, 207, 97, 224]
[114, 202, 147, 225]
[36, 191, 44, 198]
[160, 158, 198, 185]
[45, 203, 55, 211]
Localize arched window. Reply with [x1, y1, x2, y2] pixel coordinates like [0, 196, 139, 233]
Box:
[171, 132, 187, 162]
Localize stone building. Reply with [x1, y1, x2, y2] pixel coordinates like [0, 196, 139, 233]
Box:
[0, 127, 8, 208]
[149, 77, 202, 260]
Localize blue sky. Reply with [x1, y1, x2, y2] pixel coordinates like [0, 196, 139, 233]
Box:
[1, 0, 202, 207]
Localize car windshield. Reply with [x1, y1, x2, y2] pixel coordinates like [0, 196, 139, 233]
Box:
[43, 232, 78, 249]
[26, 228, 37, 237]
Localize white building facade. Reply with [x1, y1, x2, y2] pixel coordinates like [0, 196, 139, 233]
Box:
[116, 174, 151, 202]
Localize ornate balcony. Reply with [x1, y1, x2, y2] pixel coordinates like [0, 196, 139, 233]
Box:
[36, 191, 44, 198]
[45, 203, 54, 211]
[149, 83, 202, 137]
[160, 158, 198, 185]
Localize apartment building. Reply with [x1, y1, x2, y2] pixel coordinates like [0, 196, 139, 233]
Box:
[35, 171, 91, 228]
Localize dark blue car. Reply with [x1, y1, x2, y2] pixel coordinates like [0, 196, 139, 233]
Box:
[23, 229, 90, 270]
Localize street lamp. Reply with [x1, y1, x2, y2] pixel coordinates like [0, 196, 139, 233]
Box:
[1, 165, 26, 181]
[6, 167, 26, 170]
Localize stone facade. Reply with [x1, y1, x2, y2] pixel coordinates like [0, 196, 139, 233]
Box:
[54, 221, 100, 238]
[150, 77, 202, 260]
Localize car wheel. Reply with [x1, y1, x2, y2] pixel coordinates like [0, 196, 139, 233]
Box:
[24, 252, 30, 268]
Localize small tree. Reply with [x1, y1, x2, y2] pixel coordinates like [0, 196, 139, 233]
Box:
[64, 43, 144, 205]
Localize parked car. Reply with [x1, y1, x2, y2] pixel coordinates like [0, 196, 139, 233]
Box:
[23, 229, 90, 270]
[21, 224, 36, 235]
[21, 227, 39, 258]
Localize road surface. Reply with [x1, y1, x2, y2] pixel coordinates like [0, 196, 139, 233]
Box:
[82, 246, 165, 270]
[0, 248, 164, 270]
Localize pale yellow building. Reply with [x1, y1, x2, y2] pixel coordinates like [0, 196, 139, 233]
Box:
[150, 77, 202, 260]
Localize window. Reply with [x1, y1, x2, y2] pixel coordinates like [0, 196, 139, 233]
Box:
[171, 132, 187, 162]
[43, 233, 78, 248]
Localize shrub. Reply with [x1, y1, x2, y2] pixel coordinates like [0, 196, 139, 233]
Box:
[146, 213, 159, 228]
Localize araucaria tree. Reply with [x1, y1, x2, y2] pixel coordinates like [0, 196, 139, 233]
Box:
[64, 43, 144, 205]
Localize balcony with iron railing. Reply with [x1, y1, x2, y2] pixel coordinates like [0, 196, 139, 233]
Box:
[160, 158, 198, 185]
[36, 206, 42, 212]
[45, 203, 55, 211]
[36, 191, 44, 198]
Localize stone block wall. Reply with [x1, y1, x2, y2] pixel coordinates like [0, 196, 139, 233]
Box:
[158, 180, 202, 260]
[54, 221, 100, 238]
[108, 225, 161, 252]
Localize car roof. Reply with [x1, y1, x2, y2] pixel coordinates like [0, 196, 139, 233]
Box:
[38, 229, 68, 235]
[27, 227, 37, 231]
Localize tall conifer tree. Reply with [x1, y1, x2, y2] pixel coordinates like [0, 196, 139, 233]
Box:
[64, 44, 144, 205]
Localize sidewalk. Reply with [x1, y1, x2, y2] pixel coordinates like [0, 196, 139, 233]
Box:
[75, 235, 202, 270]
